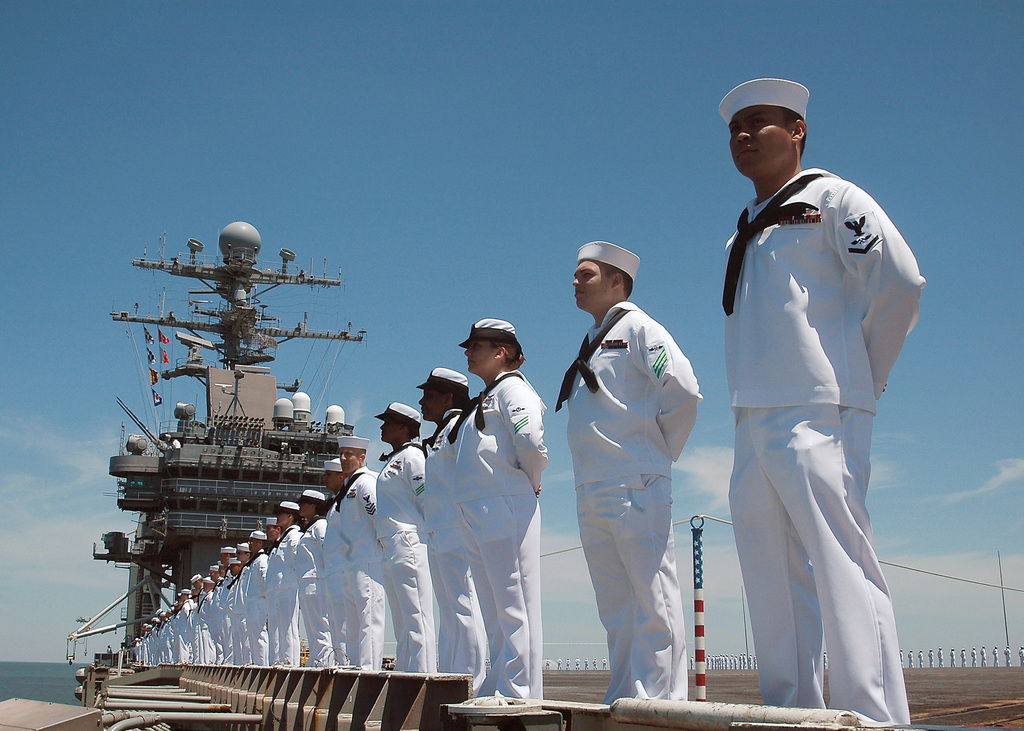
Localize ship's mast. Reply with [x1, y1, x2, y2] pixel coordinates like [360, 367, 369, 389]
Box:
[112, 221, 364, 378]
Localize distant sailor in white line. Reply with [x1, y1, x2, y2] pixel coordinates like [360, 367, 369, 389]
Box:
[418, 367, 488, 691]
[243, 530, 270, 665]
[559, 241, 702, 702]
[323, 438, 386, 669]
[267, 501, 303, 665]
[452, 319, 547, 699]
[228, 548, 250, 663]
[296, 488, 333, 666]
[375, 402, 436, 673]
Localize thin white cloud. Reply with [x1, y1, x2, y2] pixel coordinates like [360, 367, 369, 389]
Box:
[943, 458, 1024, 504]
[673, 445, 734, 511]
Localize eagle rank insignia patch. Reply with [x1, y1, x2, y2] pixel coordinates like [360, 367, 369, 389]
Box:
[844, 211, 883, 254]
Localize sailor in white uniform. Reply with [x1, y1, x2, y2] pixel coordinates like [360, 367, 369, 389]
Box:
[173, 589, 195, 663]
[263, 518, 281, 661]
[296, 489, 333, 666]
[719, 78, 924, 724]
[226, 554, 248, 663]
[418, 368, 488, 691]
[243, 531, 270, 665]
[323, 441, 386, 669]
[194, 576, 217, 664]
[375, 402, 436, 673]
[452, 319, 548, 699]
[187, 574, 205, 663]
[266, 501, 303, 665]
[559, 241, 701, 702]
[214, 548, 236, 663]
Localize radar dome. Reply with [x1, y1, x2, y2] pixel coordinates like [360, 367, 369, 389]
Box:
[326, 405, 346, 425]
[292, 391, 312, 430]
[219, 221, 262, 263]
[273, 398, 295, 421]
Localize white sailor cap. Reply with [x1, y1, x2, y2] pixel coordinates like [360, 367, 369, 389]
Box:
[336, 436, 370, 451]
[577, 241, 640, 281]
[719, 78, 809, 122]
[236, 542, 250, 553]
[178, 590, 190, 597]
[275, 500, 301, 516]
[265, 516, 278, 526]
[190, 574, 203, 584]
[229, 557, 241, 565]
[220, 546, 237, 555]
[202, 576, 215, 584]
[458, 319, 522, 355]
[210, 565, 221, 572]
[324, 457, 345, 472]
[374, 402, 421, 429]
[299, 488, 328, 505]
[417, 367, 470, 395]
[249, 530, 267, 541]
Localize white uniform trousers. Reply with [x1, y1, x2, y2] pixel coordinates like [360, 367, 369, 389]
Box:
[323, 576, 349, 666]
[299, 577, 334, 666]
[325, 565, 385, 670]
[458, 494, 543, 699]
[197, 621, 215, 664]
[231, 615, 249, 664]
[381, 531, 436, 672]
[729, 405, 909, 724]
[219, 616, 232, 664]
[268, 587, 300, 665]
[577, 474, 688, 702]
[428, 528, 487, 692]
[245, 601, 269, 665]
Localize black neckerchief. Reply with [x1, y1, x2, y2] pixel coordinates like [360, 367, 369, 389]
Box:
[723, 172, 824, 315]
[449, 371, 525, 441]
[329, 470, 362, 512]
[555, 306, 631, 411]
[424, 409, 462, 449]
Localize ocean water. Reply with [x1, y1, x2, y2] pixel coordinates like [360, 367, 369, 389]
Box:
[0, 662, 83, 705]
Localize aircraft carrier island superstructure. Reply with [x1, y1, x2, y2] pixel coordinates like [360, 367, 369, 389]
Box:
[72, 221, 365, 659]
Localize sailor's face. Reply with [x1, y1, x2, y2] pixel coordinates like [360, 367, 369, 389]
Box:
[379, 418, 403, 445]
[573, 260, 616, 315]
[338, 448, 365, 476]
[464, 339, 502, 379]
[418, 387, 449, 423]
[728, 105, 803, 181]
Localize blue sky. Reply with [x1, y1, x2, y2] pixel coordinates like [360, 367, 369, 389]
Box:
[1, 2, 1021, 667]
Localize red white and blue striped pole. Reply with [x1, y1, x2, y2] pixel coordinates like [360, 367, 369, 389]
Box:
[691, 515, 707, 701]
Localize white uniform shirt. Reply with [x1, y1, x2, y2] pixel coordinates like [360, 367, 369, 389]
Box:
[724, 169, 925, 413]
[453, 371, 548, 502]
[226, 573, 245, 619]
[375, 443, 427, 539]
[566, 301, 702, 484]
[323, 468, 382, 570]
[296, 517, 328, 580]
[266, 525, 303, 592]
[423, 410, 461, 533]
[243, 552, 268, 604]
